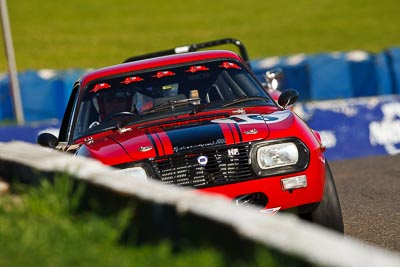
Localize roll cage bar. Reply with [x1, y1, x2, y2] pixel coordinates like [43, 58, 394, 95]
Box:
[123, 37, 251, 66]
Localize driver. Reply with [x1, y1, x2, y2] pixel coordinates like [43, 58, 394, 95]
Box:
[89, 89, 136, 128]
[103, 91, 129, 116]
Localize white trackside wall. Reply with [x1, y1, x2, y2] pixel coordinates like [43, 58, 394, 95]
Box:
[0, 141, 399, 267]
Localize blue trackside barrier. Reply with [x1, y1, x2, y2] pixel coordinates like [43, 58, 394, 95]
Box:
[19, 70, 65, 121]
[0, 69, 86, 122]
[294, 95, 400, 160]
[252, 47, 400, 101]
[385, 47, 400, 94]
[0, 120, 60, 143]
[346, 51, 378, 98]
[252, 54, 311, 101]
[0, 73, 13, 120]
[1, 47, 400, 121]
[307, 52, 354, 100]
[374, 51, 393, 95]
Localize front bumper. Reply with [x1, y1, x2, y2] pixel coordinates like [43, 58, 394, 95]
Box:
[199, 157, 325, 211]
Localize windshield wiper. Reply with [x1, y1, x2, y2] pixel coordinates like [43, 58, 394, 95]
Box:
[145, 98, 201, 114]
[221, 96, 271, 107]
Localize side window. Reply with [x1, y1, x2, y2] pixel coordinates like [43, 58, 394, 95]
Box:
[58, 83, 80, 142]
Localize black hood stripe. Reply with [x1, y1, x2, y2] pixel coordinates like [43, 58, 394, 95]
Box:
[231, 123, 243, 142]
[166, 124, 225, 153]
[153, 132, 165, 156]
[147, 133, 159, 157]
[227, 123, 238, 143]
[225, 123, 235, 143]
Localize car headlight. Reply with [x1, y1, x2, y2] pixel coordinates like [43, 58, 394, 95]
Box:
[250, 139, 309, 176]
[257, 142, 299, 169]
[113, 166, 148, 182]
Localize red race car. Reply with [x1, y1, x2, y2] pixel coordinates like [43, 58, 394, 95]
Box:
[38, 38, 344, 232]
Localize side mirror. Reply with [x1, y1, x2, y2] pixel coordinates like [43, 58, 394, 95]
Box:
[37, 132, 59, 148]
[278, 89, 299, 109]
[265, 68, 283, 90]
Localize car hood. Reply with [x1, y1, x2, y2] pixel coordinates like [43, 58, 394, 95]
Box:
[81, 111, 293, 165]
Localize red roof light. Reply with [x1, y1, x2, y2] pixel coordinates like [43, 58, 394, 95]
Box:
[219, 62, 241, 69]
[185, 65, 209, 73]
[120, 76, 144, 84]
[152, 71, 175, 78]
[90, 82, 111, 93]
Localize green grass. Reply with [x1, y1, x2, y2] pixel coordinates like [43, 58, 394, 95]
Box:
[2, 0, 400, 72]
[0, 175, 313, 267]
[0, 176, 223, 267]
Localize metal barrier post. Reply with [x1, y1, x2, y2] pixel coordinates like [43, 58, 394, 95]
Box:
[0, 0, 24, 124]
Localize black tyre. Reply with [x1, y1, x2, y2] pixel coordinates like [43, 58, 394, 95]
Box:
[301, 161, 344, 233]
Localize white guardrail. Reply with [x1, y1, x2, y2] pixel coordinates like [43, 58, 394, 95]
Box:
[0, 141, 399, 267]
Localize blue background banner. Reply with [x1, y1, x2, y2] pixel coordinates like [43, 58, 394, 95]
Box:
[0, 120, 60, 144]
[294, 95, 400, 160]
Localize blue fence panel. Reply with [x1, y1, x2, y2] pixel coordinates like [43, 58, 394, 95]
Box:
[279, 55, 310, 101]
[307, 52, 353, 100]
[252, 47, 399, 101]
[374, 51, 394, 95]
[0, 74, 13, 120]
[19, 70, 63, 121]
[346, 51, 378, 97]
[385, 47, 400, 94]
[0, 121, 60, 143]
[251, 54, 310, 101]
[0, 69, 85, 122]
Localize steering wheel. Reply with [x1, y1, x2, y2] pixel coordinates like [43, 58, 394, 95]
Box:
[102, 111, 136, 122]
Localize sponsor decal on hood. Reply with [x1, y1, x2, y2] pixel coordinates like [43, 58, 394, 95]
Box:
[166, 123, 226, 153]
[210, 111, 291, 124]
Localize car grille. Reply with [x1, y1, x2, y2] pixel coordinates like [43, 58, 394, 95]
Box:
[151, 143, 253, 188]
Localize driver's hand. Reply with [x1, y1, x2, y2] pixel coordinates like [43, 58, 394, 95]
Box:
[89, 121, 100, 129]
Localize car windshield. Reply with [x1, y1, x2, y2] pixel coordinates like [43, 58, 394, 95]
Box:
[73, 59, 274, 139]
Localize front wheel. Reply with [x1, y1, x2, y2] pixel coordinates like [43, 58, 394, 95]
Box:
[301, 161, 344, 233]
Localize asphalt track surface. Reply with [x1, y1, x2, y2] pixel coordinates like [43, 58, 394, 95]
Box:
[329, 155, 400, 254]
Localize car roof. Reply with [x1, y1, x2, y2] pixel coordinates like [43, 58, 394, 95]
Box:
[80, 50, 244, 87]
